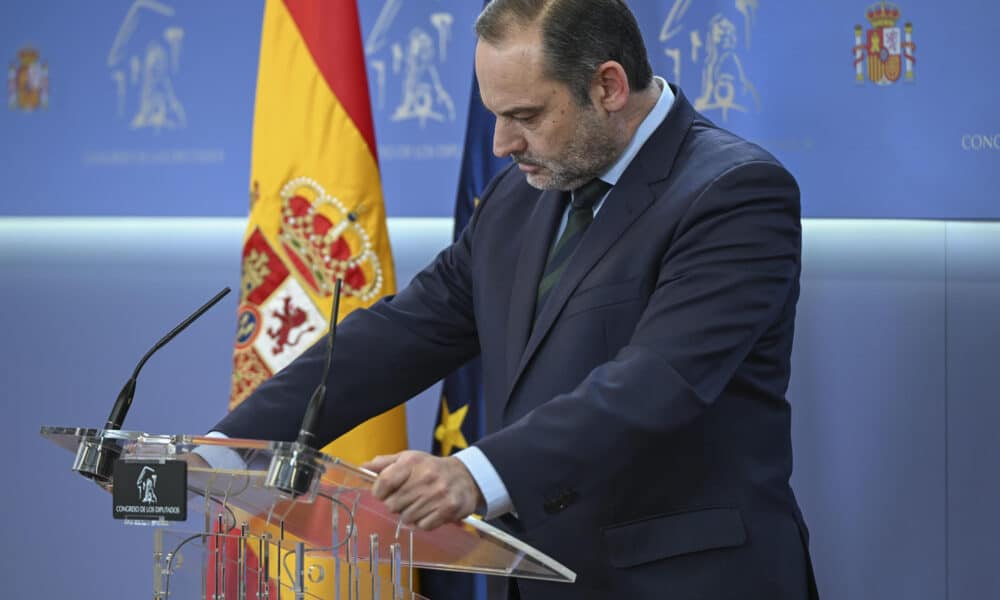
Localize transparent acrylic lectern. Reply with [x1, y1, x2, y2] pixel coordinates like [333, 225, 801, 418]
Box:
[40, 426, 575, 599]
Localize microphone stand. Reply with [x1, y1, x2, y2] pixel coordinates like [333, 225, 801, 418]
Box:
[265, 279, 343, 499]
[73, 288, 231, 486]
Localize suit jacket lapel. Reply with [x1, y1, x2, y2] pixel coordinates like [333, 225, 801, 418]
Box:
[509, 179, 655, 393]
[505, 188, 565, 389]
[504, 84, 698, 401]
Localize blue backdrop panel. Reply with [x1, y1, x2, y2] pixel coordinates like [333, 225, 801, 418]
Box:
[5, 218, 1000, 598]
[0, 217, 450, 599]
[357, 0, 482, 217]
[945, 223, 1000, 598]
[632, 1, 998, 218]
[789, 221, 947, 599]
[0, 1, 263, 216]
[2, 1, 997, 218]
[0, 219, 242, 599]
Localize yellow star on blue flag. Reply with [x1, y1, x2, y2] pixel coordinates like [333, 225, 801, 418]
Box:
[433, 397, 469, 456]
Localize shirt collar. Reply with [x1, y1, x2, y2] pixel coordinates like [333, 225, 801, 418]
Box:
[598, 76, 674, 186]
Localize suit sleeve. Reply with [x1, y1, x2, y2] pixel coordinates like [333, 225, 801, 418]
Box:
[212, 173, 508, 444]
[474, 160, 802, 530]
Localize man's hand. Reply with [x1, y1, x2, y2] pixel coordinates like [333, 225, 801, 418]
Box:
[362, 450, 484, 531]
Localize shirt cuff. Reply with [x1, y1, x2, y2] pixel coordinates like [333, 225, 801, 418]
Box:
[190, 431, 248, 472]
[453, 446, 514, 520]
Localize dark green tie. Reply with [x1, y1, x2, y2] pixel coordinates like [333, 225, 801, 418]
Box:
[535, 178, 612, 320]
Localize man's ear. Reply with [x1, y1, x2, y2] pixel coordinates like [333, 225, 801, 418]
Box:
[591, 61, 629, 112]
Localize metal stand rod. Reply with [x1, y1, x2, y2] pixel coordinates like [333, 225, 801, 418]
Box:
[349, 527, 359, 600]
[346, 533, 354, 600]
[390, 543, 401, 600]
[352, 495, 361, 600]
[258, 534, 267, 600]
[277, 521, 284, 597]
[295, 542, 306, 600]
[369, 534, 379, 600]
[153, 528, 164, 600]
[238, 522, 248, 600]
[332, 502, 341, 600]
[215, 514, 223, 600]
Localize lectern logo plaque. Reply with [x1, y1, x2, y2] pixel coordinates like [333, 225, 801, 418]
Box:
[112, 460, 187, 522]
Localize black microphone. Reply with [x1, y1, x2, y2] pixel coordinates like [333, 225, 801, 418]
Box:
[104, 287, 231, 431]
[296, 278, 343, 449]
[262, 279, 342, 497]
[76, 286, 231, 486]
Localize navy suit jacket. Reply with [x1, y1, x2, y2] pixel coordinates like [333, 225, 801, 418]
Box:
[217, 87, 818, 599]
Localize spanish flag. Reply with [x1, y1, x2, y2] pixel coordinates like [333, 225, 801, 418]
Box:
[223, 0, 408, 595]
[231, 0, 406, 461]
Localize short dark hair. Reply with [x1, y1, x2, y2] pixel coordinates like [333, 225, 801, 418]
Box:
[475, 0, 654, 105]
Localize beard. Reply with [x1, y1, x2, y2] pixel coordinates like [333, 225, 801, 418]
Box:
[514, 105, 622, 191]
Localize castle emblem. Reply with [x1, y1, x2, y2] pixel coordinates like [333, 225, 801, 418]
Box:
[853, 2, 916, 85]
[8, 47, 49, 111]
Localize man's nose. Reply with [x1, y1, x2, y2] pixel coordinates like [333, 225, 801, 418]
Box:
[492, 120, 525, 158]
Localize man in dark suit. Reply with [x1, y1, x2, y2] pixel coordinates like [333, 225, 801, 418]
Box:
[214, 0, 817, 597]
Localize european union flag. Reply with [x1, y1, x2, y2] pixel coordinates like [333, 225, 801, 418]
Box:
[420, 48, 510, 600]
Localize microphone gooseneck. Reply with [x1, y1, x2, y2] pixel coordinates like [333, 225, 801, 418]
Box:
[104, 287, 231, 431]
[76, 286, 231, 487]
[297, 278, 343, 448]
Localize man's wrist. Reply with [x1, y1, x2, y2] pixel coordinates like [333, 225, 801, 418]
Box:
[448, 455, 486, 512]
[190, 431, 248, 471]
[453, 446, 515, 519]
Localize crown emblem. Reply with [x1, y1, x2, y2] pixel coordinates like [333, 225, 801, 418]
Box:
[865, 2, 901, 28]
[277, 177, 384, 302]
[17, 48, 40, 64]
